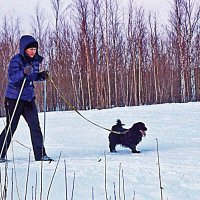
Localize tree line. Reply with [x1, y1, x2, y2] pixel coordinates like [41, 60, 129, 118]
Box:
[0, 0, 200, 116]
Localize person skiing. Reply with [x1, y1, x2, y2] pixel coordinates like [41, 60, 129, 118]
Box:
[0, 35, 52, 162]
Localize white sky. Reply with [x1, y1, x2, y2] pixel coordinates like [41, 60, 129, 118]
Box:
[0, 0, 171, 34]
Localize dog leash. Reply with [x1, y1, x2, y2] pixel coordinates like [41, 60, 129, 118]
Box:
[48, 74, 121, 134]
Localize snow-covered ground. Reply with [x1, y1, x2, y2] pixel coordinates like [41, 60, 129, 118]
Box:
[0, 102, 199, 199]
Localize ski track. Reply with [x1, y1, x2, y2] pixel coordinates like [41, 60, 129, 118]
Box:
[0, 102, 200, 199]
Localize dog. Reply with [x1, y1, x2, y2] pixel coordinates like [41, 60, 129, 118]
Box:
[108, 120, 147, 153]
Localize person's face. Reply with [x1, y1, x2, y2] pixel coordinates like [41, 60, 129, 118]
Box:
[25, 48, 37, 58]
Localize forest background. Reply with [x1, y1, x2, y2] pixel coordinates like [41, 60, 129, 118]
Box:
[0, 0, 200, 116]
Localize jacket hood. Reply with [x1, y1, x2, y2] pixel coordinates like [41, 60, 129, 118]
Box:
[19, 35, 38, 56]
[19, 35, 43, 62]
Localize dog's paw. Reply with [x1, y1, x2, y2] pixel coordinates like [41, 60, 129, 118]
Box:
[110, 150, 117, 153]
[132, 150, 140, 153]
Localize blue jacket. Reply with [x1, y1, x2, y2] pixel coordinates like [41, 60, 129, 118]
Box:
[5, 35, 45, 101]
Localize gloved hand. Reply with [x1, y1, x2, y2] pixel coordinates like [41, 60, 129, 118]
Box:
[24, 65, 33, 75]
[40, 70, 49, 80]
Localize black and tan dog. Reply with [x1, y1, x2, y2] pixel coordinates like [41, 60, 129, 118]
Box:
[109, 120, 147, 153]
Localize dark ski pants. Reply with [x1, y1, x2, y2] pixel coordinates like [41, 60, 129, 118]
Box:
[0, 98, 47, 160]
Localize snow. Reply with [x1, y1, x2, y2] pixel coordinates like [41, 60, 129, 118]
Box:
[0, 102, 200, 199]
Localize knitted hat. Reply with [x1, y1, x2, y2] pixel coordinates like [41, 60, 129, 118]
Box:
[25, 41, 38, 50]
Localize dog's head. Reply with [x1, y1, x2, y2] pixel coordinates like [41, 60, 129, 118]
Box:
[131, 122, 147, 136]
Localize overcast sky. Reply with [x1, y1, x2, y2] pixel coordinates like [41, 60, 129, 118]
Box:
[1, 0, 171, 34]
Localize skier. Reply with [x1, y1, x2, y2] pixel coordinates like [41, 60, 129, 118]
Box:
[0, 35, 52, 163]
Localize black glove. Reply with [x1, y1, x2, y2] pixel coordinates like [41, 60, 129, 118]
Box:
[24, 65, 33, 75]
[40, 70, 49, 80]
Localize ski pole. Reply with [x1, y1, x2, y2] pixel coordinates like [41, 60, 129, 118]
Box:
[43, 63, 48, 142]
[43, 79, 47, 141]
[43, 60, 49, 142]
[0, 77, 27, 158]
